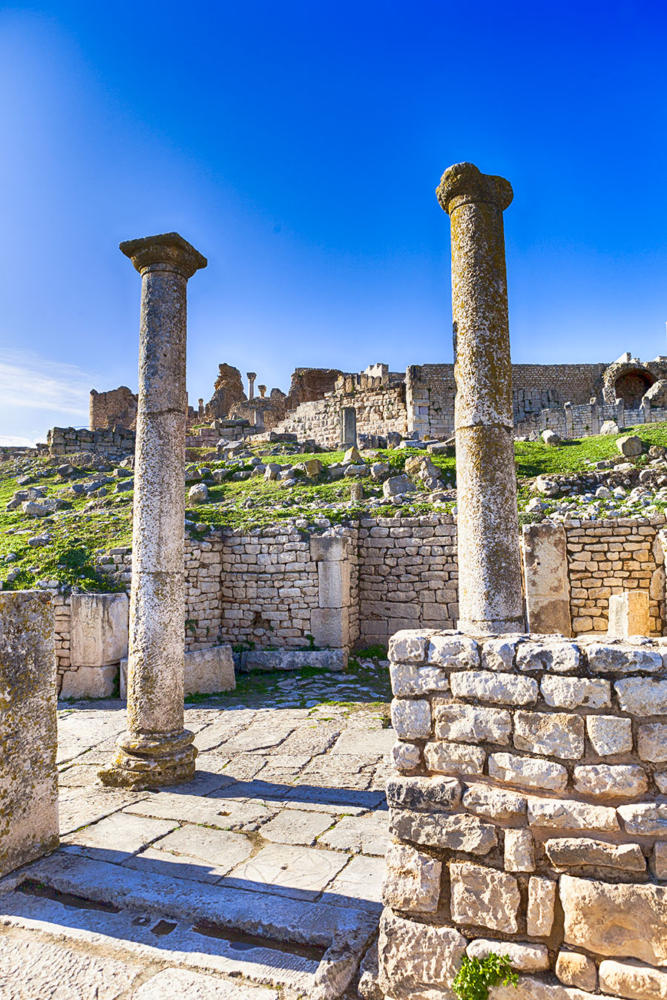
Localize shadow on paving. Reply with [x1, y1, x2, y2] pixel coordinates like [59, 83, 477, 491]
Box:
[162, 774, 388, 811]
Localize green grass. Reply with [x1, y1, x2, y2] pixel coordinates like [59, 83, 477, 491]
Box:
[4, 422, 667, 590]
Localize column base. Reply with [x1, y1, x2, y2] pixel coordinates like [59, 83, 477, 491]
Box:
[98, 729, 197, 789]
[457, 617, 526, 636]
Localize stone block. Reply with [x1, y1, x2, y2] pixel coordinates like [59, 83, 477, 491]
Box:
[504, 828, 535, 872]
[599, 960, 667, 1000]
[555, 951, 597, 991]
[560, 874, 667, 965]
[390, 662, 450, 697]
[489, 752, 568, 791]
[637, 722, 667, 763]
[310, 606, 349, 649]
[586, 716, 633, 757]
[450, 861, 520, 933]
[468, 939, 549, 972]
[427, 634, 480, 669]
[516, 640, 580, 674]
[653, 842, 667, 879]
[450, 670, 538, 706]
[386, 775, 461, 812]
[424, 740, 486, 775]
[317, 558, 350, 609]
[242, 649, 346, 673]
[586, 644, 662, 675]
[462, 784, 526, 823]
[388, 630, 431, 663]
[70, 592, 129, 667]
[0, 592, 59, 876]
[391, 699, 431, 739]
[614, 677, 667, 715]
[391, 741, 421, 772]
[60, 664, 118, 699]
[527, 797, 619, 831]
[573, 764, 648, 799]
[616, 802, 667, 836]
[434, 703, 512, 744]
[527, 876, 557, 936]
[545, 837, 646, 873]
[310, 535, 348, 562]
[522, 522, 572, 635]
[377, 908, 466, 1000]
[541, 676, 610, 709]
[382, 844, 441, 912]
[121, 645, 235, 698]
[514, 711, 585, 760]
[390, 808, 496, 855]
[608, 591, 650, 638]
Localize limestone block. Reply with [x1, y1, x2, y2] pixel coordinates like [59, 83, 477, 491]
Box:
[616, 802, 667, 836]
[586, 716, 633, 757]
[391, 699, 431, 739]
[637, 722, 667, 763]
[560, 874, 667, 965]
[541, 676, 610, 710]
[586, 644, 662, 675]
[573, 764, 648, 799]
[608, 591, 650, 638]
[427, 634, 479, 669]
[462, 784, 526, 823]
[450, 861, 520, 933]
[382, 843, 442, 912]
[60, 664, 118, 699]
[653, 842, 667, 879]
[310, 606, 349, 649]
[121, 645, 235, 698]
[522, 522, 572, 635]
[599, 960, 667, 1000]
[450, 670, 538, 706]
[377, 908, 466, 1000]
[614, 677, 667, 715]
[516, 640, 580, 674]
[527, 876, 557, 936]
[317, 558, 350, 609]
[424, 740, 486, 775]
[388, 630, 432, 663]
[545, 837, 646, 873]
[70, 593, 128, 667]
[242, 649, 346, 672]
[468, 939, 549, 972]
[390, 808, 497, 855]
[391, 741, 421, 772]
[386, 775, 461, 812]
[390, 662, 450, 697]
[0, 591, 59, 876]
[555, 952, 597, 991]
[488, 752, 568, 792]
[514, 711, 584, 760]
[504, 828, 535, 871]
[527, 797, 619, 831]
[434, 703, 511, 744]
[481, 636, 519, 671]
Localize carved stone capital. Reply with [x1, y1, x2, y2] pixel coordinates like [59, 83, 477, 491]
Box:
[436, 162, 513, 216]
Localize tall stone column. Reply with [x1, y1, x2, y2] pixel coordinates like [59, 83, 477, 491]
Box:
[437, 163, 524, 633]
[247, 372, 257, 399]
[100, 232, 207, 788]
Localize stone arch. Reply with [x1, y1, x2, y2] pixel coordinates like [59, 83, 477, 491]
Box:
[602, 360, 656, 406]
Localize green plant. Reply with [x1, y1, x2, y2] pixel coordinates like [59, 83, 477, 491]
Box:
[452, 954, 518, 1000]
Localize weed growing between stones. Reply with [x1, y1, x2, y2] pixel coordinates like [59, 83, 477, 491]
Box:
[452, 954, 518, 1000]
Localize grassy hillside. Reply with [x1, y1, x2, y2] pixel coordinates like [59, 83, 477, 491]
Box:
[2, 421, 666, 593]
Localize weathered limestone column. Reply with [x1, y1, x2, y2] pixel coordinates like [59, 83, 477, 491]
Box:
[437, 162, 524, 633]
[100, 232, 206, 788]
[247, 371, 256, 399]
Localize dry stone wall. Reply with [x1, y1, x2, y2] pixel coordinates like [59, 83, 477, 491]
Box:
[43, 426, 135, 459]
[379, 629, 667, 999]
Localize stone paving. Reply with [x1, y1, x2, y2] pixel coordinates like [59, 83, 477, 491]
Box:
[0, 662, 393, 999]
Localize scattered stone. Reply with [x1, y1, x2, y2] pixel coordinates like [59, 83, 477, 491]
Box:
[188, 482, 209, 504]
[617, 434, 644, 457]
[382, 474, 416, 498]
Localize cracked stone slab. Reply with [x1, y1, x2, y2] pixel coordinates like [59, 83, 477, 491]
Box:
[318, 812, 390, 856]
[259, 809, 335, 846]
[124, 791, 273, 832]
[145, 825, 253, 875]
[62, 812, 179, 864]
[224, 843, 349, 901]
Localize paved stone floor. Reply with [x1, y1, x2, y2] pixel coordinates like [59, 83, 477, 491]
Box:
[0, 662, 392, 999]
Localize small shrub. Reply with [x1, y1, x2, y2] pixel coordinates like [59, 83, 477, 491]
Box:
[452, 954, 518, 1000]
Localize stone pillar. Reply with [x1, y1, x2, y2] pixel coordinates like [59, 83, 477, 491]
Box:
[0, 592, 58, 876]
[310, 535, 351, 656]
[258, 384, 267, 398]
[437, 162, 524, 633]
[247, 372, 256, 399]
[100, 232, 206, 789]
[522, 523, 572, 636]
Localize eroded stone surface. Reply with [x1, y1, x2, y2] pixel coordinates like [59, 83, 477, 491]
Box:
[377, 907, 466, 1000]
[450, 861, 520, 932]
[382, 843, 441, 912]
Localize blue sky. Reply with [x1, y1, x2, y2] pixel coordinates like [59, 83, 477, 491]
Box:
[1, 1, 666, 444]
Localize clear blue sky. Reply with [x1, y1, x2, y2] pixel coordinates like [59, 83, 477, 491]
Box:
[1, 1, 666, 444]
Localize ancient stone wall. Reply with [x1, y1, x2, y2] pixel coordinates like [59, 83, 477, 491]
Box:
[44, 426, 135, 459]
[270, 385, 407, 449]
[358, 515, 459, 646]
[380, 629, 667, 999]
[89, 386, 138, 431]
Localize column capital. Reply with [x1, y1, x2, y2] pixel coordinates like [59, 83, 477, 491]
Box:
[436, 162, 513, 216]
[120, 232, 207, 278]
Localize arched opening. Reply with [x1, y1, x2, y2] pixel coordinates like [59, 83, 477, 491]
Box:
[614, 369, 655, 407]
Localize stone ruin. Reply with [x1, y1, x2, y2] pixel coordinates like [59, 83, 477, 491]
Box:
[1, 171, 666, 1000]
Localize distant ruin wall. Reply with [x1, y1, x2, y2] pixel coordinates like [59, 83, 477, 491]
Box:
[270, 384, 407, 448]
[44, 426, 135, 459]
[89, 387, 137, 431]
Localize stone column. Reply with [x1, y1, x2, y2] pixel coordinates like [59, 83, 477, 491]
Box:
[437, 162, 524, 633]
[100, 232, 207, 788]
[247, 372, 256, 399]
[258, 383, 267, 398]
